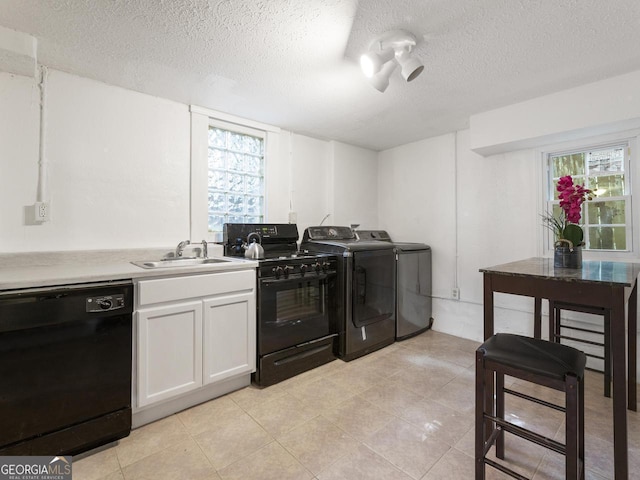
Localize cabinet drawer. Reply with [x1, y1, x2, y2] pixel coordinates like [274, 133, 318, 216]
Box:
[137, 270, 255, 306]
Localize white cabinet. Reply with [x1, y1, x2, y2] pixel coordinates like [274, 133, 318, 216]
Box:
[203, 292, 255, 384]
[135, 270, 255, 409]
[137, 301, 203, 406]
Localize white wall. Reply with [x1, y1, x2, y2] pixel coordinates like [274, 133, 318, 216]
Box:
[470, 69, 640, 155]
[1, 70, 191, 252]
[0, 69, 378, 252]
[0, 72, 40, 250]
[378, 131, 540, 340]
[378, 134, 456, 301]
[288, 133, 331, 234]
[276, 134, 379, 236]
[455, 132, 540, 337]
[328, 141, 378, 229]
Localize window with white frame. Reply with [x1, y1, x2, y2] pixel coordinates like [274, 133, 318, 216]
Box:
[546, 142, 631, 252]
[206, 122, 265, 233]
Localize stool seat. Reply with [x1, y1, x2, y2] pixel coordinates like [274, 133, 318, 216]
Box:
[476, 333, 586, 479]
[480, 333, 586, 381]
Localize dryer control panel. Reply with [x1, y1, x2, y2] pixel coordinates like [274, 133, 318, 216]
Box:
[355, 230, 392, 242]
[303, 226, 355, 241]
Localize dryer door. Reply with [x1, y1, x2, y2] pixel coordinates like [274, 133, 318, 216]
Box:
[351, 249, 396, 327]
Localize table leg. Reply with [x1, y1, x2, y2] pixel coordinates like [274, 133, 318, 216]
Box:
[483, 273, 494, 340]
[482, 273, 495, 444]
[611, 287, 628, 479]
[628, 282, 637, 411]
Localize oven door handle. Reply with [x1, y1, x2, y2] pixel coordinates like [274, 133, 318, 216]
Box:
[260, 273, 332, 287]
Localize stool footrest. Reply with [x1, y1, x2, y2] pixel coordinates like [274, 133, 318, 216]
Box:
[555, 334, 605, 348]
[584, 352, 605, 361]
[485, 414, 566, 455]
[484, 458, 530, 480]
[557, 323, 605, 336]
[553, 302, 608, 315]
[503, 387, 564, 413]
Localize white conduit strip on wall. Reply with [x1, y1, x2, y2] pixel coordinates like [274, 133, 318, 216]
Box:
[289, 131, 294, 216]
[37, 64, 48, 203]
[453, 131, 459, 290]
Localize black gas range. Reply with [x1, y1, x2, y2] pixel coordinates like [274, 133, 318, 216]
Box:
[223, 223, 335, 277]
[223, 223, 338, 386]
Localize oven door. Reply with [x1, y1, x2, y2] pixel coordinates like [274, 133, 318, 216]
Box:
[258, 273, 333, 355]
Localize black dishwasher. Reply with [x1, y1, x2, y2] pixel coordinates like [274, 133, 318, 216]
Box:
[0, 281, 133, 455]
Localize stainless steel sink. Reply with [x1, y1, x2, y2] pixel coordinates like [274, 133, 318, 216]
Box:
[131, 258, 232, 269]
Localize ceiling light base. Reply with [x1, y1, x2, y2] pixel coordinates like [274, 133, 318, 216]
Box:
[360, 29, 424, 92]
[369, 30, 418, 54]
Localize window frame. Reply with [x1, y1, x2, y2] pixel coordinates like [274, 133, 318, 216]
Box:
[538, 130, 639, 260]
[190, 106, 279, 243]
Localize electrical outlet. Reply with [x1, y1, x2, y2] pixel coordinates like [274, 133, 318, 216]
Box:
[35, 202, 50, 221]
[452, 287, 460, 300]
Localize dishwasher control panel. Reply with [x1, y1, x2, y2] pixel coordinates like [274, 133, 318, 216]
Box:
[86, 294, 126, 312]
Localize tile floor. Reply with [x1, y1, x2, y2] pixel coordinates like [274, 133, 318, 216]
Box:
[74, 330, 640, 479]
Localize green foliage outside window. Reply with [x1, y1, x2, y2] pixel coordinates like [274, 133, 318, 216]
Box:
[548, 145, 628, 251]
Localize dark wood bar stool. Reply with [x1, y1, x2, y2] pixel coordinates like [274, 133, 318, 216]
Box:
[475, 333, 586, 479]
[549, 300, 611, 397]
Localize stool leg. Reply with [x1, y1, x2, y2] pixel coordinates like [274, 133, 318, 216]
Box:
[566, 374, 579, 479]
[534, 297, 542, 339]
[604, 311, 611, 398]
[495, 371, 505, 459]
[475, 350, 486, 479]
[548, 299, 555, 341]
[579, 376, 585, 480]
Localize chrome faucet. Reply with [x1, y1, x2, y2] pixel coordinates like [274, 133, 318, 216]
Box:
[201, 240, 208, 258]
[175, 240, 190, 257]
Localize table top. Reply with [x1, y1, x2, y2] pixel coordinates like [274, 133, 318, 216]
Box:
[480, 257, 640, 287]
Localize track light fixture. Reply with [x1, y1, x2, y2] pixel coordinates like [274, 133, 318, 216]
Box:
[360, 30, 424, 92]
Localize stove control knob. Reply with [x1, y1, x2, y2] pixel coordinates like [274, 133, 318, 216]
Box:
[300, 264, 308, 277]
[314, 261, 322, 274]
[272, 266, 284, 279]
[322, 261, 331, 272]
[283, 265, 292, 278]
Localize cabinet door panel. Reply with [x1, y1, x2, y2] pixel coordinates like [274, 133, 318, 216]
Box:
[137, 301, 203, 407]
[203, 292, 256, 384]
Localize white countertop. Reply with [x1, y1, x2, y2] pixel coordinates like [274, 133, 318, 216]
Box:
[0, 247, 258, 291]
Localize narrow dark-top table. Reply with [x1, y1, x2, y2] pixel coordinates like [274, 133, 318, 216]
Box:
[480, 257, 639, 480]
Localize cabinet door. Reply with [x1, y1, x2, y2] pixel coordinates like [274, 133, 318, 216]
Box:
[137, 301, 203, 407]
[203, 292, 256, 385]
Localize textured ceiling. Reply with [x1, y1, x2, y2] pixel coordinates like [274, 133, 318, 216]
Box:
[1, 0, 640, 151]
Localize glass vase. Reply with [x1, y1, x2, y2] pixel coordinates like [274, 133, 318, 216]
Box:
[554, 246, 582, 269]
